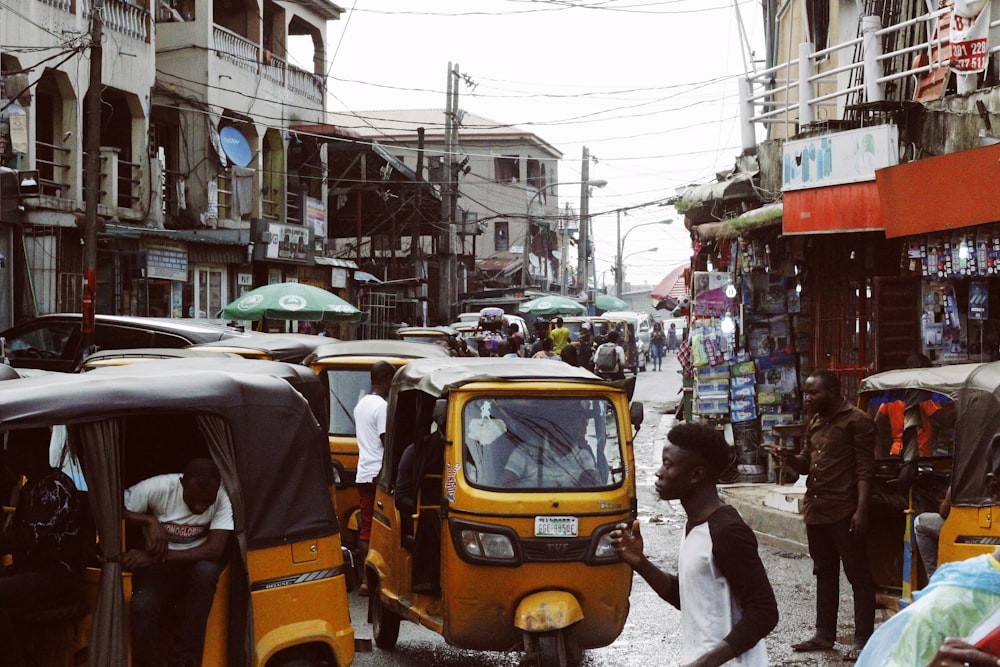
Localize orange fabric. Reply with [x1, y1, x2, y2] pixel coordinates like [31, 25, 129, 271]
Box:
[879, 400, 941, 457]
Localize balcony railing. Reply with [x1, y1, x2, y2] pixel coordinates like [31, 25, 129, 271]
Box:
[741, 7, 1000, 144]
[81, 0, 150, 42]
[39, 0, 72, 11]
[287, 65, 323, 103]
[263, 53, 286, 85]
[35, 140, 72, 198]
[213, 25, 259, 74]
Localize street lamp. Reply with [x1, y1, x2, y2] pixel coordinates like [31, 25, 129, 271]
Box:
[617, 247, 658, 291]
[522, 179, 608, 288]
[616, 218, 672, 297]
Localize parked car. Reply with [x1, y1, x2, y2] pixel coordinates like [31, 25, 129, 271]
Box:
[0, 314, 256, 372]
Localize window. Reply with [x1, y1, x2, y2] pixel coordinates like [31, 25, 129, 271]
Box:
[462, 397, 623, 491]
[495, 221, 509, 252]
[194, 266, 227, 319]
[806, 0, 830, 54]
[526, 158, 547, 198]
[494, 155, 519, 184]
[324, 368, 370, 436]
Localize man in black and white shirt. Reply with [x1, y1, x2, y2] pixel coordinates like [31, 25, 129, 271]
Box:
[611, 422, 778, 666]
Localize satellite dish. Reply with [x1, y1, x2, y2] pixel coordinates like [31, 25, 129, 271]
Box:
[219, 126, 253, 168]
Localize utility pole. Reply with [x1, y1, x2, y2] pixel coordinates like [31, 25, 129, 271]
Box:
[82, 0, 103, 350]
[575, 146, 591, 297]
[615, 209, 623, 298]
[438, 63, 454, 324]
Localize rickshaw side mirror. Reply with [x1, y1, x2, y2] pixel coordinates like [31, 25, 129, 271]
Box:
[433, 398, 448, 432]
[630, 401, 644, 431]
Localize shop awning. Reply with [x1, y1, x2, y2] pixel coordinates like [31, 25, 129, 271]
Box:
[877, 143, 1000, 238]
[691, 202, 783, 242]
[650, 264, 688, 300]
[314, 257, 359, 268]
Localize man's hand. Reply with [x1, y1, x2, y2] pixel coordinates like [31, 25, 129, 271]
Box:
[925, 638, 1000, 667]
[123, 548, 157, 571]
[764, 444, 790, 462]
[610, 520, 644, 569]
[142, 519, 169, 558]
[850, 505, 869, 535]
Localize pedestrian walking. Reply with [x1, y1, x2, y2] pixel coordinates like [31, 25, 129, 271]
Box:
[667, 322, 679, 352]
[611, 422, 778, 666]
[650, 322, 666, 371]
[354, 360, 394, 596]
[767, 369, 876, 662]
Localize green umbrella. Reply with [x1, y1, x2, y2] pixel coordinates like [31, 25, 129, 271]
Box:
[223, 282, 364, 322]
[517, 295, 588, 316]
[595, 293, 628, 312]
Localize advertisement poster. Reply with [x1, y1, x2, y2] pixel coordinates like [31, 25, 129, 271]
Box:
[923, 281, 967, 361]
[970, 281, 989, 320]
[951, 0, 991, 74]
[692, 272, 736, 318]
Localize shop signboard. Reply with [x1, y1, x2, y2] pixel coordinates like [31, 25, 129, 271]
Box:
[144, 240, 188, 282]
[782, 124, 899, 191]
[252, 219, 313, 265]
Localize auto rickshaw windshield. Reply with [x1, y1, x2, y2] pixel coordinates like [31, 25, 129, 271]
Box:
[462, 396, 623, 491]
[325, 367, 368, 436]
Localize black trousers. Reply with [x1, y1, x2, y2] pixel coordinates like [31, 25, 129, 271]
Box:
[806, 517, 876, 644]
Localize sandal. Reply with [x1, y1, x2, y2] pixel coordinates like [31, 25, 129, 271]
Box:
[791, 637, 835, 652]
[842, 645, 864, 662]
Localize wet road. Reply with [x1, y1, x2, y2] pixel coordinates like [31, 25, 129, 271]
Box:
[349, 357, 869, 666]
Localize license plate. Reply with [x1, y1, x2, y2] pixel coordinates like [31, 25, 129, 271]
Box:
[534, 516, 578, 538]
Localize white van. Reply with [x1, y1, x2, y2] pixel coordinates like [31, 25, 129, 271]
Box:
[600, 310, 653, 371]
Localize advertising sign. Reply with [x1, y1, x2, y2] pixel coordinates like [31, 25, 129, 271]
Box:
[782, 125, 899, 191]
[144, 240, 188, 282]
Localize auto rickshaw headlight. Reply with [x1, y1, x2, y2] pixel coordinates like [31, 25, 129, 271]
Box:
[587, 523, 626, 564]
[461, 529, 516, 561]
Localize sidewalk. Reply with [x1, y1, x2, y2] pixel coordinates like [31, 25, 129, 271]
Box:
[719, 480, 809, 553]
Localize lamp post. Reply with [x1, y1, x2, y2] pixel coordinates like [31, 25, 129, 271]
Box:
[616, 218, 672, 297]
[522, 178, 607, 288]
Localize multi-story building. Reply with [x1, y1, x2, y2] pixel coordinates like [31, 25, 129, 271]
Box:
[326, 108, 569, 296]
[1, 1, 440, 332]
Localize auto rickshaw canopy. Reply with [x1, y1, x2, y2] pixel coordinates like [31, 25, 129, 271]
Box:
[391, 356, 604, 396]
[308, 338, 452, 362]
[951, 362, 1000, 507]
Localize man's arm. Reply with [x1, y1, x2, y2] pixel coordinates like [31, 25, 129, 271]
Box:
[124, 529, 231, 570]
[852, 411, 877, 534]
[610, 521, 680, 608]
[124, 508, 169, 557]
[708, 508, 779, 665]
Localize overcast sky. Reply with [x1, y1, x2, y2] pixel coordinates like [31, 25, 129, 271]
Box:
[294, 0, 766, 288]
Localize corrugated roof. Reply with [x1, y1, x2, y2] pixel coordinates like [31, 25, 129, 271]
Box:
[325, 109, 562, 158]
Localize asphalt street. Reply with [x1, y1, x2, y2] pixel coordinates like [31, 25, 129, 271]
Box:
[349, 355, 871, 666]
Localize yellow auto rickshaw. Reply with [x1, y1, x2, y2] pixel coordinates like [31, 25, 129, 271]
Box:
[1, 359, 355, 666]
[857, 363, 972, 608]
[365, 357, 642, 666]
[305, 340, 451, 547]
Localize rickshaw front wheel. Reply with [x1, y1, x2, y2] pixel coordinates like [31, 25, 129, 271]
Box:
[370, 576, 401, 650]
[532, 631, 576, 667]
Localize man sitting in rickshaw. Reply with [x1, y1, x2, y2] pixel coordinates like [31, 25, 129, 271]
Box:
[124, 458, 233, 667]
[499, 415, 600, 488]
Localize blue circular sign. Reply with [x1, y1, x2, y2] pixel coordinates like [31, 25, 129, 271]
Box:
[219, 126, 253, 167]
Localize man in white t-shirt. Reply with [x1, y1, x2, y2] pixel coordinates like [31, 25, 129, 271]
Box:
[353, 360, 395, 596]
[124, 458, 234, 667]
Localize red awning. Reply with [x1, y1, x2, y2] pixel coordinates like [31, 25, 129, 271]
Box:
[877, 143, 1000, 238]
[650, 264, 688, 300]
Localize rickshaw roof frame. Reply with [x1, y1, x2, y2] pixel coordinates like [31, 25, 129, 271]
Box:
[188, 332, 341, 363]
[308, 339, 452, 363]
[858, 362, 985, 401]
[391, 356, 612, 397]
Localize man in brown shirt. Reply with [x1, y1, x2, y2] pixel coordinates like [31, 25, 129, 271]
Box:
[768, 369, 876, 662]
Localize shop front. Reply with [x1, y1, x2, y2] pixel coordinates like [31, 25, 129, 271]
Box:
[877, 143, 1000, 365]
